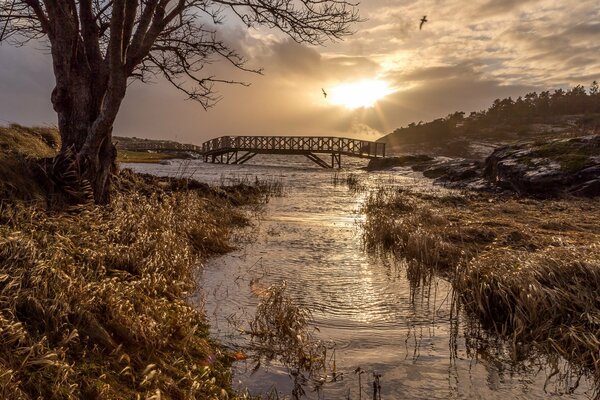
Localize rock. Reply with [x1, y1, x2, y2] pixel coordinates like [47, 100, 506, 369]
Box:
[423, 159, 481, 182]
[483, 135, 600, 197]
[370, 135, 600, 197]
[569, 178, 600, 197]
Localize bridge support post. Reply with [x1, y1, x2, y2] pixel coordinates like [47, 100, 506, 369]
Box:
[331, 153, 341, 168]
[226, 151, 236, 164]
[305, 152, 335, 168]
[234, 152, 257, 165]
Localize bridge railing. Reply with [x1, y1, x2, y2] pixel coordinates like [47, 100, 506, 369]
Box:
[202, 136, 385, 158]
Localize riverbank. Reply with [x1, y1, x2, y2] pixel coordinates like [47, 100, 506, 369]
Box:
[368, 133, 600, 198]
[116, 150, 180, 163]
[362, 187, 600, 385]
[115, 135, 201, 163]
[0, 126, 271, 399]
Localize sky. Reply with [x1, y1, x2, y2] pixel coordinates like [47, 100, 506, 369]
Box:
[1, 0, 600, 144]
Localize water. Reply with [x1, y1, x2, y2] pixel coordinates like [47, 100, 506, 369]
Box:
[125, 155, 594, 399]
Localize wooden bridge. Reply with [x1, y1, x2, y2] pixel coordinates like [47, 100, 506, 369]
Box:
[201, 136, 386, 168]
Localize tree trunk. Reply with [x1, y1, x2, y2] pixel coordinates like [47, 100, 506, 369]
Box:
[52, 66, 117, 205]
[78, 126, 117, 205]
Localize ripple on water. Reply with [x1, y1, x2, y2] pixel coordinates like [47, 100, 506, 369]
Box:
[125, 156, 595, 400]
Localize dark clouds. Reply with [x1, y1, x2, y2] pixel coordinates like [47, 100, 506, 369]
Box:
[1, 0, 600, 142]
[0, 44, 54, 126]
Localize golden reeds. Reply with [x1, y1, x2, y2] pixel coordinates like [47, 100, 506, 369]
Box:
[244, 282, 333, 398]
[362, 187, 600, 385]
[0, 178, 271, 399]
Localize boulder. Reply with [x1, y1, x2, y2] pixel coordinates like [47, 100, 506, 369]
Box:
[483, 135, 600, 197]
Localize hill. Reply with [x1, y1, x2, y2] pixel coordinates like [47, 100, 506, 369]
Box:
[114, 136, 201, 163]
[378, 83, 600, 159]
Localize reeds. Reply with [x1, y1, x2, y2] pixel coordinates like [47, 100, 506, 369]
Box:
[362, 188, 461, 274]
[457, 245, 600, 375]
[0, 179, 265, 399]
[331, 172, 366, 193]
[244, 282, 333, 399]
[362, 187, 600, 385]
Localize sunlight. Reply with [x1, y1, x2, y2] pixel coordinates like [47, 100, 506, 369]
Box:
[328, 79, 395, 109]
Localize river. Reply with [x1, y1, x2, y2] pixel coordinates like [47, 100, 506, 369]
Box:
[125, 155, 594, 399]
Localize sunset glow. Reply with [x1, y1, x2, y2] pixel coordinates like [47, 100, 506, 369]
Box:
[328, 80, 395, 109]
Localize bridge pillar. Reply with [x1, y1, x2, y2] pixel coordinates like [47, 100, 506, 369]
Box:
[331, 153, 341, 168]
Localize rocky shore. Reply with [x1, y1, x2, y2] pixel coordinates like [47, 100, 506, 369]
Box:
[367, 134, 600, 197]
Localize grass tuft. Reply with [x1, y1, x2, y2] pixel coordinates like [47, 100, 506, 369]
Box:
[0, 187, 251, 399]
[362, 187, 600, 384]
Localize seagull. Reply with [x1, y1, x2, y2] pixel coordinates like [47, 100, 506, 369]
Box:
[322, 88, 328, 98]
[420, 15, 428, 30]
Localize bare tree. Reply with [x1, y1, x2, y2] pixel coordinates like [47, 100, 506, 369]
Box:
[0, 0, 359, 203]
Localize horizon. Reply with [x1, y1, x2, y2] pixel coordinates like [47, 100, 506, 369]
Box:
[1, 0, 599, 145]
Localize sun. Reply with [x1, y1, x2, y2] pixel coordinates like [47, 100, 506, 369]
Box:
[328, 79, 395, 109]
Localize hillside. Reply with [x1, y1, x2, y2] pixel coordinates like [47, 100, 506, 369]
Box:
[114, 136, 201, 163]
[378, 83, 600, 159]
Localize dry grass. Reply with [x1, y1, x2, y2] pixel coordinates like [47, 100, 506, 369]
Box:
[0, 185, 255, 399]
[0, 125, 60, 203]
[362, 188, 600, 382]
[0, 126, 282, 398]
[331, 172, 366, 193]
[0, 124, 60, 158]
[244, 282, 333, 399]
[457, 245, 600, 375]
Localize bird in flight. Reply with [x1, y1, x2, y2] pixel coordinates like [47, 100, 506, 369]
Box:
[322, 88, 328, 98]
[420, 16, 428, 30]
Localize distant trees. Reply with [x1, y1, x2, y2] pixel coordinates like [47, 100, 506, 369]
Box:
[0, 1, 359, 203]
[387, 82, 600, 146]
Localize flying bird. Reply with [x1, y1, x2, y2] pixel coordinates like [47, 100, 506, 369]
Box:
[322, 88, 328, 98]
[420, 16, 428, 30]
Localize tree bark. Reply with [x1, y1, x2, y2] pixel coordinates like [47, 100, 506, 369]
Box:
[51, 59, 117, 204]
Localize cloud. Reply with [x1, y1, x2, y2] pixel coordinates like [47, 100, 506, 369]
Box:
[386, 62, 482, 83]
[477, 0, 537, 17]
[1, 0, 600, 142]
[0, 44, 55, 125]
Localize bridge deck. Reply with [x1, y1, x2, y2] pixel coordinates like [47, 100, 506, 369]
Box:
[201, 136, 385, 168]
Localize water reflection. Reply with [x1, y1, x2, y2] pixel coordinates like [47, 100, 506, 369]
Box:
[125, 156, 595, 399]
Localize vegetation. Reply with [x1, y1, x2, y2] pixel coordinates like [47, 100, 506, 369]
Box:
[0, 125, 281, 399]
[380, 82, 600, 152]
[116, 150, 178, 164]
[0, 189, 244, 399]
[529, 139, 599, 172]
[0, 124, 61, 202]
[362, 188, 600, 385]
[244, 283, 334, 399]
[331, 172, 366, 193]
